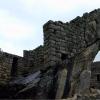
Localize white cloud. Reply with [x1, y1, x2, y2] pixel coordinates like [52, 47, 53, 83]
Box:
[0, 42, 23, 56]
[18, 0, 100, 14]
[0, 9, 35, 56]
[0, 9, 35, 39]
[19, 0, 74, 14]
[19, 0, 36, 9]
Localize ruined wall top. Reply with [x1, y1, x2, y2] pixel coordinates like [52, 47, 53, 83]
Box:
[43, 9, 100, 67]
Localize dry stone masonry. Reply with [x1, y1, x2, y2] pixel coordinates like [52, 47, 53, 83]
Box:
[43, 10, 99, 68]
[0, 9, 100, 99]
[91, 62, 100, 89]
[38, 8, 100, 99]
[23, 45, 44, 74]
[0, 51, 23, 85]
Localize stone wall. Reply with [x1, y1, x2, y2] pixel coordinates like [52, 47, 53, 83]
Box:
[17, 57, 24, 76]
[41, 9, 100, 98]
[0, 51, 23, 85]
[0, 9, 100, 99]
[43, 9, 99, 67]
[91, 62, 100, 89]
[0, 9, 100, 90]
[23, 45, 44, 74]
[0, 45, 44, 84]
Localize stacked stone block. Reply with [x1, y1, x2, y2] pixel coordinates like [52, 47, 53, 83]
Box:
[0, 51, 23, 84]
[0, 54, 11, 85]
[0, 9, 100, 88]
[91, 62, 100, 89]
[23, 45, 44, 74]
[43, 9, 100, 67]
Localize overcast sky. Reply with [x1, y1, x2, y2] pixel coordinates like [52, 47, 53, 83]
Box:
[0, 0, 100, 61]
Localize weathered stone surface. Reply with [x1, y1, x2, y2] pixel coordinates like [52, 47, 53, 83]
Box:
[0, 51, 23, 85]
[1, 9, 100, 99]
[70, 41, 100, 97]
[23, 45, 44, 74]
[55, 68, 67, 99]
[79, 70, 91, 95]
[91, 62, 100, 89]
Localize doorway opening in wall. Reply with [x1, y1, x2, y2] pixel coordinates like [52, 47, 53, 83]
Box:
[61, 53, 68, 61]
[11, 57, 18, 77]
